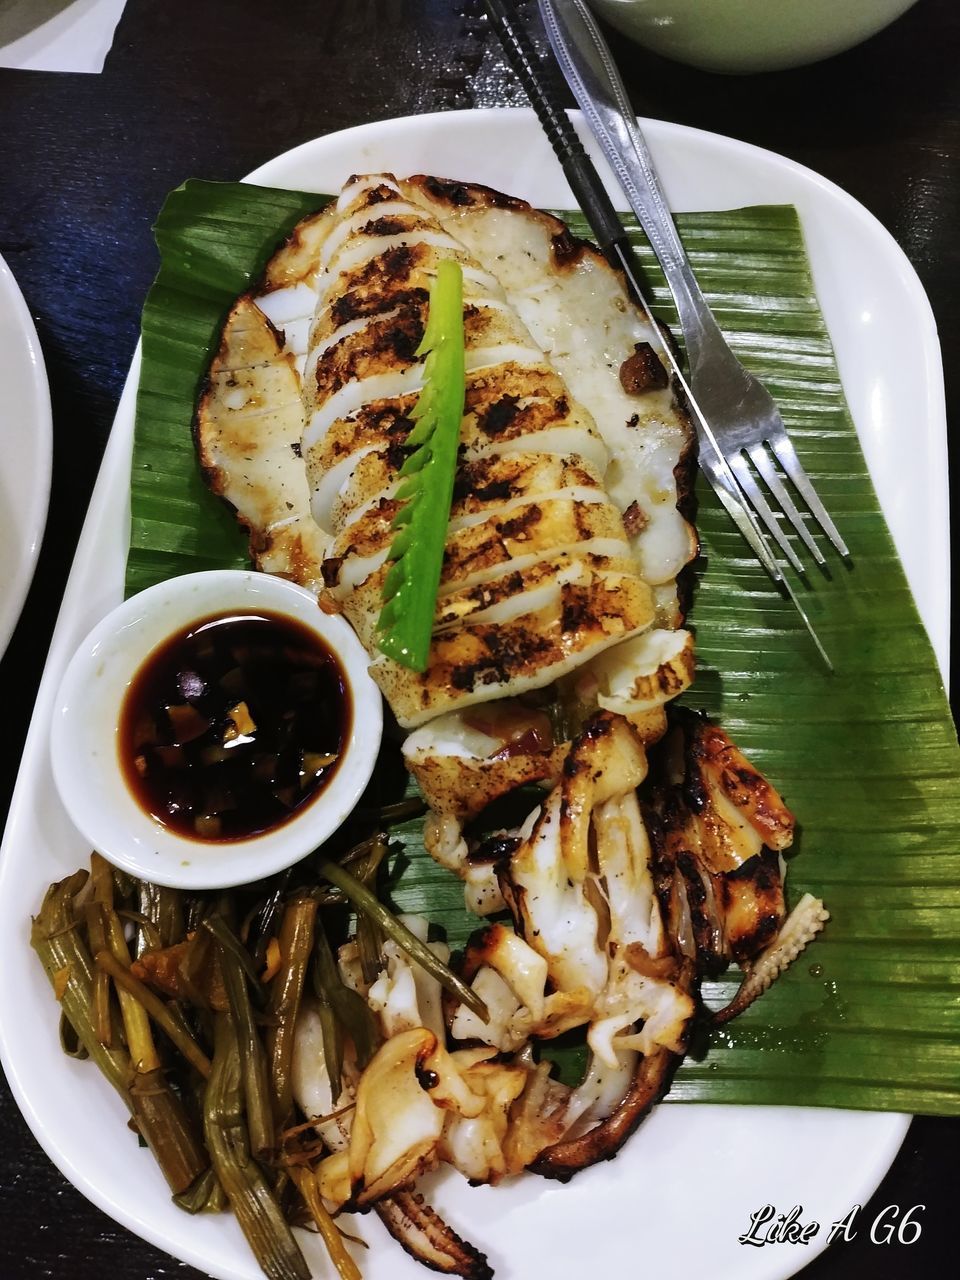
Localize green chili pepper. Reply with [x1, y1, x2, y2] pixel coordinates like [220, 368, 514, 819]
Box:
[377, 258, 466, 672]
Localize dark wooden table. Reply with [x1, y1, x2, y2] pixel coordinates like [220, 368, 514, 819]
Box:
[0, 1, 956, 1276]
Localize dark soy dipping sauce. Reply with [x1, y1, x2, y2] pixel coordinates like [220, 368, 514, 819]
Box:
[119, 611, 350, 842]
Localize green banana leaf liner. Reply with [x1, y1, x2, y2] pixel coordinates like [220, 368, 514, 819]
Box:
[126, 179, 960, 1116]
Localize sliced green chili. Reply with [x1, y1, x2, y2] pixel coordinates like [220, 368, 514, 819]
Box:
[377, 258, 466, 672]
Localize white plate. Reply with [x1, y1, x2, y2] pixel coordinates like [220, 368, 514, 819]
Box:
[0, 251, 52, 660]
[0, 110, 945, 1280]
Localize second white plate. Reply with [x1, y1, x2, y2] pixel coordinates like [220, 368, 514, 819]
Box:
[0, 251, 52, 660]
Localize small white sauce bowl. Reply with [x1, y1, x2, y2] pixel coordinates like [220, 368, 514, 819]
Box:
[51, 570, 383, 890]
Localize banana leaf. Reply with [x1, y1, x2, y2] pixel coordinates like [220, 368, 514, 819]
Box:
[126, 179, 960, 1116]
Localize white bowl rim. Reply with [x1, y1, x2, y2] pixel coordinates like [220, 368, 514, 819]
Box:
[50, 569, 383, 889]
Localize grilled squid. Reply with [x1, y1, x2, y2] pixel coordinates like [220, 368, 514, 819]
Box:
[304, 175, 660, 728]
[397, 716, 691, 1180]
[647, 709, 797, 969]
[291, 1001, 492, 1280]
[193, 169, 827, 1280]
[195, 296, 329, 587]
[196, 172, 697, 785]
[291, 712, 818, 1234]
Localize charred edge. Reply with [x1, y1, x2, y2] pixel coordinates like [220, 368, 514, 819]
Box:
[683, 752, 709, 815]
[194, 466, 258, 565]
[193, 350, 261, 567]
[644, 802, 678, 911]
[348, 243, 420, 292]
[375, 1190, 494, 1280]
[452, 474, 514, 504]
[316, 305, 425, 394]
[252, 207, 330, 296]
[195, 459, 226, 499]
[491, 569, 525, 605]
[332, 284, 429, 327]
[497, 504, 542, 540]
[192, 296, 255, 459]
[256, 306, 289, 352]
[550, 227, 593, 269]
[531, 1048, 678, 1182]
[192, 388, 214, 460]
[375, 404, 418, 439]
[386, 436, 410, 473]
[271, 217, 320, 272]
[562, 711, 617, 777]
[416, 173, 528, 213]
[578, 710, 617, 744]
[460, 923, 506, 982]
[560, 587, 591, 634]
[730, 912, 782, 963]
[676, 852, 724, 973]
[726, 847, 780, 887]
[673, 419, 699, 529]
[675, 557, 698, 626]
[325, 403, 414, 464]
[321, 556, 344, 589]
[478, 394, 522, 438]
[652, 315, 681, 368]
[467, 835, 522, 867]
[669, 703, 706, 736]
[730, 765, 768, 807]
[346, 177, 396, 205]
[619, 342, 670, 395]
[673, 440, 699, 624]
[723, 850, 785, 962]
[448, 624, 555, 692]
[362, 215, 416, 237]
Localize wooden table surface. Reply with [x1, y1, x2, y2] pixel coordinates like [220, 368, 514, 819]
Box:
[0, 1, 956, 1276]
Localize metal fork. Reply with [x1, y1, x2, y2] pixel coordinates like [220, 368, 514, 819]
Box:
[538, 0, 850, 573]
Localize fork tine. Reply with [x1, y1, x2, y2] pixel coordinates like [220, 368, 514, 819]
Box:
[727, 452, 806, 575]
[746, 443, 826, 566]
[698, 443, 784, 582]
[766, 432, 850, 558]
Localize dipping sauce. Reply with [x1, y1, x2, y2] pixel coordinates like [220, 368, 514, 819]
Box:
[118, 611, 350, 842]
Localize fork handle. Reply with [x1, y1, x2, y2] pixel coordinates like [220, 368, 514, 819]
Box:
[538, 0, 735, 379]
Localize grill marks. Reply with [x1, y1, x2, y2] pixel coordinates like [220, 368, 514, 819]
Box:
[327, 488, 634, 655]
[196, 172, 702, 727]
[450, 454, 599, 513]
[313, 304, 426, 399]
[330, 283, 428, 329]
[433, 553, 640, 634]
[405, 175, 698, 604]
[646, 712, 791, 970]
[326, 465, 625, 587]
[301, 172, 655, 727]
[415, 174, 529, 211]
